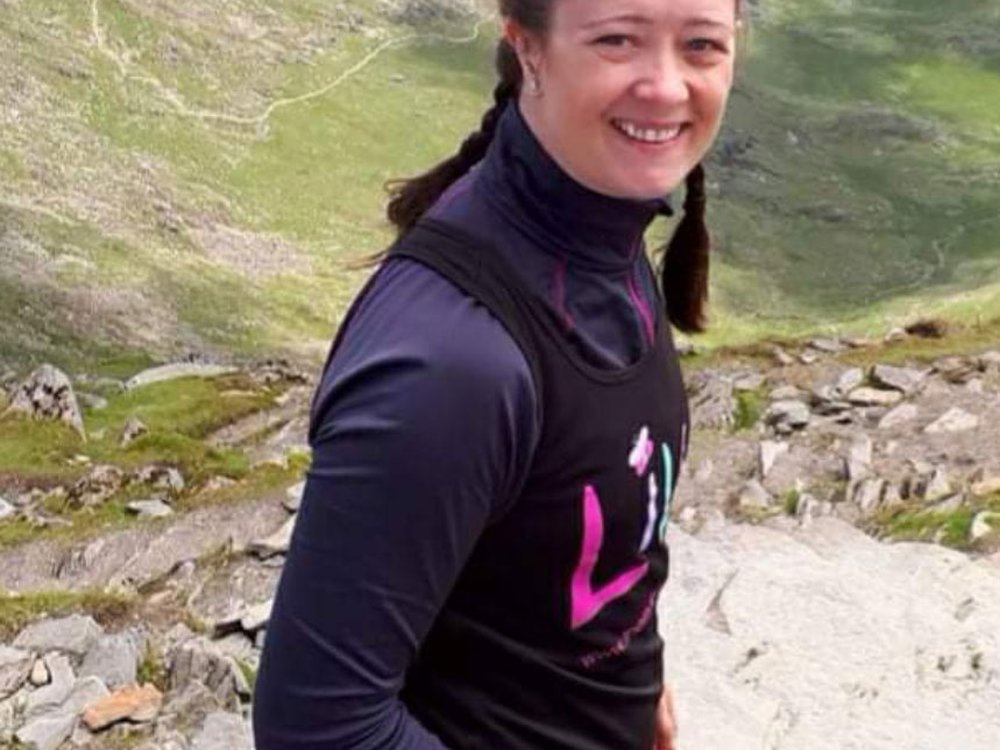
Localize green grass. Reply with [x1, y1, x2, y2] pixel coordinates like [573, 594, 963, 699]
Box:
[0, 453, 305, 549]
[0, 374, 274, 483]
[0, 588, 138, 641]
[732, 389, 767, 432]
[868, 493, 1000, 550]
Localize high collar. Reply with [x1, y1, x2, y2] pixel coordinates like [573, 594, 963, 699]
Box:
[475, 102, 669, 273]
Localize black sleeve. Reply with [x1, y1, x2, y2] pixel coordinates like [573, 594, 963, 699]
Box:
[253, 259, 539, 749]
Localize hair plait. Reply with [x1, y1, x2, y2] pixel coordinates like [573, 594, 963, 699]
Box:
[659, 164, 710, 333]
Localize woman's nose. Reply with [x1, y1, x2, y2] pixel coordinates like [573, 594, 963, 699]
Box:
[633, 51, 690, 105]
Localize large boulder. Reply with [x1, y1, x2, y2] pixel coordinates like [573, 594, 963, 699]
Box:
[661, 519, 1000, 750]
[3, 365, 84, 437]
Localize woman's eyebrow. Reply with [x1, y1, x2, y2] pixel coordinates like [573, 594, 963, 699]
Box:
[578, 14, 653, 29]
[685, 18, 734, 31]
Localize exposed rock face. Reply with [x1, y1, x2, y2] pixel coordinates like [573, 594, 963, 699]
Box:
[125, 363, 237, 391]
[689, 371, 737, 430]
[661, 519, 1000, 750]
[4, 365, 85, 437]
[13, 615, 103, 657]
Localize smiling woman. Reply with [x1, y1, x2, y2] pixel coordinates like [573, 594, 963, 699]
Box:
[253, 2, 742, 750]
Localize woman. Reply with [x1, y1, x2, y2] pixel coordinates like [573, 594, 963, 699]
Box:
[253, 0, 739, 748]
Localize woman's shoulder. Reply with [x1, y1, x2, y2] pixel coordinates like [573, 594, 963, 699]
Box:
[311, 256, 539, 434]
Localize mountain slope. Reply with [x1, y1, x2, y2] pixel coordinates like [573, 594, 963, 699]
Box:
[1, 0, 998, 369]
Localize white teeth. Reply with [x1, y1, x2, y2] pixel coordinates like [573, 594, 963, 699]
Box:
[613, 119, 682, 143]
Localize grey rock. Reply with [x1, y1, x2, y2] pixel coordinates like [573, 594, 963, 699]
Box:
[214, 598, 273, 637]
[884, 326, 908, 342]
[969, 471, 1000, 498]
[844, 434, 873, 482]
[769, 385, 803, 401]
[770, 346, 794, 366]
[733, 373, 765, 392]
[928, 493, 965, 513]
[4, 364, 85, 437]
[795, 493, 831, 521]
[24, 654, 75, 718]
[835, 368, 865, 396]
[758, 441, 789, 479]
[764, 400, 811, 433]
[736, 480, 773, 511]
[248, 516, 296, 559]
[167, 639, 241, 711]
[809, 337, 845, 353]
[15, 712, 77, 750]
[882, 482, 904, 508]
[0, 697, 15, 743]
[125, 363, 237, 391]
[970, 512, 1000, 541]
[662, 518, 1000, 750]
[0, 646, 32, 699]
[254, 629, 267, 650]
[851, 478, 886, 514]
[0, 497, 15, 520]
[870, 364, 927, 394]
[798, 349, 820, 364]
[977, 350, 1000, 373]
[127, 498, 174, 518]
[240, 599, 273, 633]
[14, 615, 104, 657]
[80, 632, 141, 689]
[878, 403, 919, 430]
[68, 464, 125, 508]
[212, 634, 255, 663]
[847, 387, 904, 407]
[924, 408, 979, 434]
[29, 658, 49, 687]
[688, 372, 736, 430]
[120, 416, 149, 447]
[190, 711, 253, 750]
[932, 356, 977, 384]
[132, 465, 186, 495]
[283, 481, 305, 513]
[921, 469, 953, 504]
[61, 675, 110, 715]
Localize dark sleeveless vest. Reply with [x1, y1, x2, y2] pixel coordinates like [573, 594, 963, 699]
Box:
[393, 219, 690, 750]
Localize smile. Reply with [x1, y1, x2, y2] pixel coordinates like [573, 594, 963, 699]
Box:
[611, 119, 686, 144]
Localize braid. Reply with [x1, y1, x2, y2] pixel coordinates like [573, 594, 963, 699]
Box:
[659, 163, 710, 333]
[386, 40, 521, 233]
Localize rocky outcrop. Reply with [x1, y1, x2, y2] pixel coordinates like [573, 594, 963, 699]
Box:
[661, 518, 1000, 750]
[3, 365, 85, 437]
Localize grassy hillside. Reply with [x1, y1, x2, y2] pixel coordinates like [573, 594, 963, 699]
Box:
[702, 0, 1000, 343]
[0, 0, 998, 370]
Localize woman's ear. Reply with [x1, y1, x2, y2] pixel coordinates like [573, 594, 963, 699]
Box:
[503, 18, 544, 96]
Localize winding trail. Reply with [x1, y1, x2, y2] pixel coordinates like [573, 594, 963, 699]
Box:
[90, 0, 495, 134]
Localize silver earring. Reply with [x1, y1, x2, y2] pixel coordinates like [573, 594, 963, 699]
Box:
[527, 69, 542, 96]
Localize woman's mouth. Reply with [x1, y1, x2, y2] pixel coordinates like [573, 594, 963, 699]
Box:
[611, 118, 687, 144]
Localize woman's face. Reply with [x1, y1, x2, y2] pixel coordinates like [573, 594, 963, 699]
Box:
[513, 0, 737, 200]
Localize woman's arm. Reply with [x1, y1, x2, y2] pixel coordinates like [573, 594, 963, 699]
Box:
[253, 260, 539, 749]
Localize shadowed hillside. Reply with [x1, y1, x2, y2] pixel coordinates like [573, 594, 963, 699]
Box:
[1, 0, 998, 369]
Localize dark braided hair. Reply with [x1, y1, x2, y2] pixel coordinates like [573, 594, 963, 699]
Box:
[659, 163, 710, 333]
[386, 40, 523, 232]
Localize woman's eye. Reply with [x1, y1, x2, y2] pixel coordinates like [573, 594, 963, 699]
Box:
[594, 34, 634, 48]
[686, 37, 726, 54]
